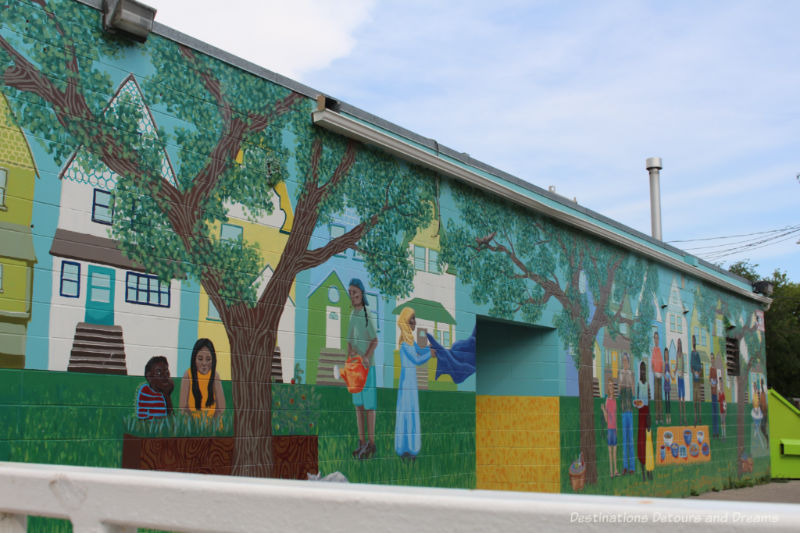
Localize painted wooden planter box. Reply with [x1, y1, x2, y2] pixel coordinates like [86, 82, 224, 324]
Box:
[122, 434, 317, 479]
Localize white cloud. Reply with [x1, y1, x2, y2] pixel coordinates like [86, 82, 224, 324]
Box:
[145, 0, 375, 79]
[141, 0, 800, 279]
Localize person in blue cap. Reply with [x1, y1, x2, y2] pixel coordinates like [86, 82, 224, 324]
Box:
[336, 278, 378, 459]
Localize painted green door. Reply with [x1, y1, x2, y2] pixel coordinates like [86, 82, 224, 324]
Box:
[85, 265, 115, 325]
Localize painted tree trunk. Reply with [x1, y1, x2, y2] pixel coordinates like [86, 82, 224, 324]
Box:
[735, 357, 753, 476]
[227, 307, 280, 477]
[578, 335, 598, 485]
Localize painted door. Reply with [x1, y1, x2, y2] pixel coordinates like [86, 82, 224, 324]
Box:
[85, 265, 115, 325]
[325, 305, 341, 349]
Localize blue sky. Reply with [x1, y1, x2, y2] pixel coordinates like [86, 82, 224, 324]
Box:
[146, 0, 800, 280]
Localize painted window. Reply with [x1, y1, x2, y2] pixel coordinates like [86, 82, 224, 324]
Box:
[725, 337, 740, 376]
[0, 168, 7, 207]
[91, 189, 113, 225]
[715, 319, 724, 337]
[220, 223, 243, 242]
[60, 261, 81, 298]
[414, 245, 426, 271]
[428, 249, 440, 274]
[677, 319, 682, 334]
[126, 272, 170, 307]
[442, 329, 451, 347]
[328, 286, 340, 303]
[693, 327, 699, 343]
[208, 300, 220, 320]
[669, 314, 676, 332]
[330, 224, 346, 257]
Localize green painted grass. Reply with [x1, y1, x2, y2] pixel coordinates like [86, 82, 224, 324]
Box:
[0, 370, 476, 532]
[559, 396, 771, 497]
[315, 386, 476, 488]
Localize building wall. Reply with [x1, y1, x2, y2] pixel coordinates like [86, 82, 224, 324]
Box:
[0, 0, 769, 504]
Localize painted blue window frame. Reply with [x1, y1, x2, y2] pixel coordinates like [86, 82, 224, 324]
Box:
[414, 245, 426, 271]
[92, 189, 113, 225]
[428, 249, 440, 274]
[220, 223, 243, 242]
[125, 272, 170, 308]
[208, 300, 221, 321]
[60, 261, 81, 298]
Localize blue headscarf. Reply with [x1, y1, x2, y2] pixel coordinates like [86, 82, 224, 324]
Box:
[348, 278, 367, 306]
[349, 278, 370, 327]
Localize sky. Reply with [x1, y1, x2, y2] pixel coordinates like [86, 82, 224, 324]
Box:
[144, 0, 800, 281]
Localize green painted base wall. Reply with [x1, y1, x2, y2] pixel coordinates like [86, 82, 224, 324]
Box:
[559, 396, 770, 497]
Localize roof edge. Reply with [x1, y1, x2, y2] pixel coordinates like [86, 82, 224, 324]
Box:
[73, 0, 765, 303]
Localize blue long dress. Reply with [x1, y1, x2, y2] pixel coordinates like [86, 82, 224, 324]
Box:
[394, 341, 433, 457]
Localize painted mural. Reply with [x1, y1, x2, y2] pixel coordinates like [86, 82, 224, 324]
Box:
[0, 0, 769, 512]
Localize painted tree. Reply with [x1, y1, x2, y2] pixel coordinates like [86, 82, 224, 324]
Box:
[441, 183, 657, 484]
[0, 0, 435, 476]
[695, 285, 764, 474]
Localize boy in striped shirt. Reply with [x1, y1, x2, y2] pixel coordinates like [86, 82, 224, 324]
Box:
[136, 356, 174, 419]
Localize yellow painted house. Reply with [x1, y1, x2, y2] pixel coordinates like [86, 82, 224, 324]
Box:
[196, 156, 296, 380]
[0, 93, 38, 368]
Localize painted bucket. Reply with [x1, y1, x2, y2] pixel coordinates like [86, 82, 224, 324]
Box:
[569, 470, 585, 491]
[340, 356, 369, 394]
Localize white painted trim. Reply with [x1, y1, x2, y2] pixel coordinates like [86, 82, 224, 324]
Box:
[1, 462, 798, 532]
[312, 108, 770, 306]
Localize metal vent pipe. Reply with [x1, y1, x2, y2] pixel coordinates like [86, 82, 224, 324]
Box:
[646, 157, 663, 240]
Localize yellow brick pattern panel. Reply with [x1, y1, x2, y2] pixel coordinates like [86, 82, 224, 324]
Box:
[476, 395, 560, 493]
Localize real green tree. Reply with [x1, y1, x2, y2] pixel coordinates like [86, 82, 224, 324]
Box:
[728, 260, 800, 400]
[0, 0, 435, 476]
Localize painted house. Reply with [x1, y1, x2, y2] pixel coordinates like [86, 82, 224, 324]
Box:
[47, 76, 182, 376]
[197, 180, 297, 381]
[392, 219, 457, 391]
[0, 0, 774, 505]
[664, 277, 688, 400]
[306, 208, 389, 386]
[0, 93, 38, 369]
[306, 270, 352, 386]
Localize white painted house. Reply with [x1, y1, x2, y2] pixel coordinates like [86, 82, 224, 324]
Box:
[47, 76, 181, 376]
[665, 277, 688, 400]
[392, 222, 457, 389]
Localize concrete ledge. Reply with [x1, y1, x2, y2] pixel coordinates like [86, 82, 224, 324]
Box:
[1, 462, 799, 532]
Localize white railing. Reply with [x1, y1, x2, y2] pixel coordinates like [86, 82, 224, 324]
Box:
[1, 462, 799, 532]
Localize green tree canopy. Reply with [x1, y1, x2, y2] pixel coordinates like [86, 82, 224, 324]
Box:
[728, 260, 800, 398]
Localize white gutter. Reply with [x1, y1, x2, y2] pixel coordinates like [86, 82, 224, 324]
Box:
[312, 105, 770, 306]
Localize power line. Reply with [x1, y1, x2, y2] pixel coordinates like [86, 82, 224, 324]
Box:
[698, 227, 800, 261]
[667, 224, 800, 244]
[682, 228, 800, 252]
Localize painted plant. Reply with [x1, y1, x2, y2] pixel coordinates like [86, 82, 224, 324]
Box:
[441, 183, 658, 484]
[0, 0, 435, 476]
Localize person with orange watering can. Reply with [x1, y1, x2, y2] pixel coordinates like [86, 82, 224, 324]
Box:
[334, 278, 378, 460]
